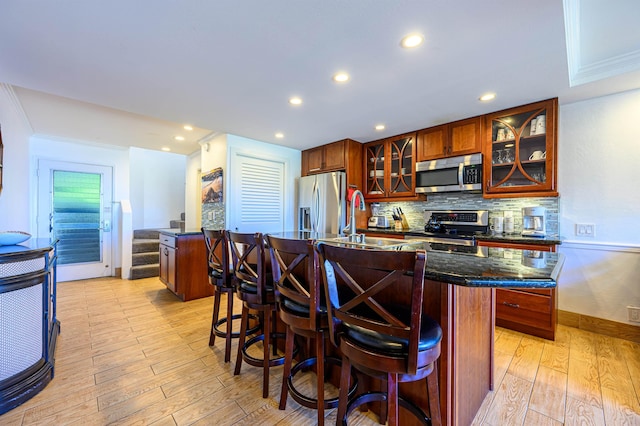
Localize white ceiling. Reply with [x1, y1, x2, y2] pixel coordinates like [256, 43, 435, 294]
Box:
[1, 0, 639, 155]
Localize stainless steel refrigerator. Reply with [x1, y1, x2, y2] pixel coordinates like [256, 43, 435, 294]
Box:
[297, 171, 346, 234]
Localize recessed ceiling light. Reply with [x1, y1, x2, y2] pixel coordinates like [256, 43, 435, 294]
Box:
[289, 97, 302, 105]
[375, 124, 386, 131]
[400, 33, 424, 48]
[174, 136, 185, 141]
[275, 132, 284, 138]
[333, 72, 350, 83]
[183, 125, 193, 131]
[161, 147, 171, 152]
[479, 93, 496, 102]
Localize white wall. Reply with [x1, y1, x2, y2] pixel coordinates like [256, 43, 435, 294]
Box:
[129, 147, 186, 229]
[0, 84, 32, 232]
[558, 88, 640, 325]
[185, 150, 202, 230]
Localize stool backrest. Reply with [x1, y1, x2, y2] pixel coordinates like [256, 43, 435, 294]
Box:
[267, 235, 320, 325]
[317, 243, 427, 374]
[201, 228, 230, 283]
[227, 231, 269, 302]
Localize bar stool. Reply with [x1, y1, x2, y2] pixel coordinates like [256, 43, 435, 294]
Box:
[317, 243, 442, 426]
[201, 228, 259, 362]
[227, 231, 287, 398]
[267, 235, 356, 426]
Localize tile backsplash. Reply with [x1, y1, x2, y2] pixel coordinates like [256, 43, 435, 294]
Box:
[374, 193, 560, 236]
[202, 202, 225, 230]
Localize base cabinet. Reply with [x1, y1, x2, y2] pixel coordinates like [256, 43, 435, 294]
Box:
[159, 232, 212, 301]
[478, 240, 557, 340]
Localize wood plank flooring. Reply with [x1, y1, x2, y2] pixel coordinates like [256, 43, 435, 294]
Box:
[1, 277, 638, 425]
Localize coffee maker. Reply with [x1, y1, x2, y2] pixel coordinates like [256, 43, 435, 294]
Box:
[522, 206, 546, 237]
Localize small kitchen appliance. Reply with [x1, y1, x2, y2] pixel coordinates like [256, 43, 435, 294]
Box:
[522, 206, 546, 237]
[368, 216, 391, 229]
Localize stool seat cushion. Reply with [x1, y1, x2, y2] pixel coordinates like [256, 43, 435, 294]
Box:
[281, 297, 327, 316]
[239, 280, 274, 294]
[342, 307, 442, 356]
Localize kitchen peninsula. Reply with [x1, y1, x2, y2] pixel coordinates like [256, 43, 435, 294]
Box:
[274, 231, 563, 426]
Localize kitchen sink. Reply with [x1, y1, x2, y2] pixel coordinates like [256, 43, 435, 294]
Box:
[318, 234, 413, 249]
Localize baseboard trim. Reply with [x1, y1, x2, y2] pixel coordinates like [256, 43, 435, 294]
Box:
[558, 310, 640, 343]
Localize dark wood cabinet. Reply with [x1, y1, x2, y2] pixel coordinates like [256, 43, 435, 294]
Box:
[477, 240, 557, 340]
[301, 139, 361, 176]
[483, 98, 558, 198]
[159, 231, 212, 301]
[363, 132, 422, 201]
[416, 117, 482, 162]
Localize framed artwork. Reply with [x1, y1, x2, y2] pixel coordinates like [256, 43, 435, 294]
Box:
[201, 167, 223, 203]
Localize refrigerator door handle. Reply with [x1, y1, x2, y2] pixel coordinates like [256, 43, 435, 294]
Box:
[312, 179, 320, 232]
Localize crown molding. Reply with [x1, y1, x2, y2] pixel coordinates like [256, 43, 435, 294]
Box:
[0, 83, 34, 133]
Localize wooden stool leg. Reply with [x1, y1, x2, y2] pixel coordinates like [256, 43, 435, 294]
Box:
[279, 326, 295, 410]
[209, 286, 222, 346]
[262, 308, 271, 398]
[337, 356, 351, 425]
[224, 290, 234, 362]
[234, 306, 249, 376]
[427, 363, 442, 426]
[316, 332, 325, 426]
[387, 373, 399, 426]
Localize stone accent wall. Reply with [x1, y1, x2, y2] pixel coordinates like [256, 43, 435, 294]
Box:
[201, 202, 225, 230]
[376, 193, 560, 236]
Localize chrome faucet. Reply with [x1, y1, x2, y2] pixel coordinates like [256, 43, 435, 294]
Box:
[343, 189, 365, 238]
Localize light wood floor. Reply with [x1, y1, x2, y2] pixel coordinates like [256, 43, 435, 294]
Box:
[1, 277, 638, 425]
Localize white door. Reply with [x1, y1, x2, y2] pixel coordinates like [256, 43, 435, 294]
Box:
[227, 152, 285, 234]
[37, 160, 113, 281]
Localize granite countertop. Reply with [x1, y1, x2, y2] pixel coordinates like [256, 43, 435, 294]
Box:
[270, 231, 563, 290]
[360, 228, 562, 246]
[158, 228, 203, 237]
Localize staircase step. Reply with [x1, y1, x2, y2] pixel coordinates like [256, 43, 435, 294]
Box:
[133, 252, 159, 266]
[133, 229, 161, 240]
[133, 239, 160, 253]
[130, 264, 159, 280]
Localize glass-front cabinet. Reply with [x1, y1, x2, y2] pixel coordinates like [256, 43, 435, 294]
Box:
[364, 133, 415, 199]
[483, 98, 558, 198]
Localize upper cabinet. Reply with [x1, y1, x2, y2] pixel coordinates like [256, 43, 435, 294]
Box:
[483, 98, 558, 198]
[301, 138, 363, 201]
[301, 139, 361, 176]
[417, 117, 482, 162]
[364, 132, 418, 200]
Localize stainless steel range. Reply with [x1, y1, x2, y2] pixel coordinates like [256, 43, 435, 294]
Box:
[406, 210, 489, 256]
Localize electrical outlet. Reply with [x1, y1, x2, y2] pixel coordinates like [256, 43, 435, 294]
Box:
[207, 212, 213, 220]
[629, 306, 640, 323]
[576, 223, 596, 237]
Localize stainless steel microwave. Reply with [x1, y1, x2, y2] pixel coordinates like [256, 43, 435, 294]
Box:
[415, 153, 482, 193]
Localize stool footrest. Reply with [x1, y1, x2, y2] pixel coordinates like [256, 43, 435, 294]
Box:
[241, 332, 298, 368]
[286, 356, 358, 410]
[213, 313, 260, 338]
[344, 391, 431, 426]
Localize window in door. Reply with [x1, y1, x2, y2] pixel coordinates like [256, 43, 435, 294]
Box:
[52, 170, 102, 265]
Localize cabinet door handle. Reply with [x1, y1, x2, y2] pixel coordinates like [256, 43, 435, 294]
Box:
[309, 167, 321, 172]
[502, 301, 520, 309]
[164, 248, 168, 256]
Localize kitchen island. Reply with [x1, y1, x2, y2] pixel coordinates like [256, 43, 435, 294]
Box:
[270, 231, 564, 426]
